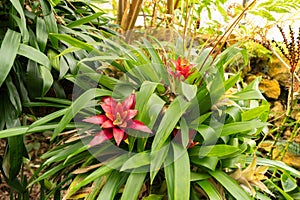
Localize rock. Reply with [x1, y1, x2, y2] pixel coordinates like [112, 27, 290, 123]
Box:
[259, 79, 281, 99]
[270, 101, 285, 127]
[291, 104, 300, 121]
[268, 57, 290, 85]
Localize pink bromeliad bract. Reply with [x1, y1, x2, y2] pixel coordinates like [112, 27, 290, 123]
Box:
[83, 94, 152, 146]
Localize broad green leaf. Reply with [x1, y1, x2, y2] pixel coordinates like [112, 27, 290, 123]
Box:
[29, 108, 67, 129]
[196, 125, 217, 144]
[197, 180, 222, 200]
[143, 194, 164, 200]
[216, 45, 248, 70]
[180, 118, 190, 148]
[141, 38, 169, 83]
[67, 12, 104, 28]
[52, 88, 111, 140]
[209, 170, 252, 200]
[172, 143, 190, 200]
[39, 65, 53, 96]
[150, 141, 170, 184]
[47, 49, 60, 71]
[224, 73, 241, 91]
[120, 151, 150, 171]
[222, 155, 246, 168]
[0, 29, 21, 87]
[190, 112, 212, 128]
[135, 94, 164, 151]
[50, 33, 94, 52]
[136, 81, 158, 111]
[255, 192, 272, 200]
[25, 60, 43, 98]
[6, 136, 24, 180]
[189, 145, 240, 158]
[23, 102, 66, 108]
[231, 90, 265, 100]
[190, 172, 210, 181]
[180, 82, 197, 101]
[220, 120, 268, 136]
[242, 104, 270, 121]
[40, 0, 58, 47]
[291, 193, 300, 200]
[195, 47, 213, 73]
[246, 157, 300, 178]
[85, 176, 105, 200]
[190, 156, 219, 171]
[66, 154, 128, 198]
[5, 75, 22, 115]
[121, 171, 147, 200]
[164, 147, 174, 200]
[35, 97, 72, 105]
[43, 141, 84, 164]
[281, 173, 297, 192]
[18, 44, 50, 68]
[97, 171, 128, 200]
[59, 56, 69, 79]
[79, 56, 125, 64]
[36, 17, 48, 52]
[0, 123, 79, 139]
[152, 96, 190, 150]
[10, 0, 29, 43]
[29, 151, 90, 186]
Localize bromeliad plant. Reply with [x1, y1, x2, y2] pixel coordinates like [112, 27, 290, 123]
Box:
[17, 29, 299, 199]
[83, 94, 152, 146]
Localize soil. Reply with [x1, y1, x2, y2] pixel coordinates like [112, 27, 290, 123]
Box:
[0, 134, 50, 199]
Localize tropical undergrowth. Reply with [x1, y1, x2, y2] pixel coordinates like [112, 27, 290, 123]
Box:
[0, 0, 300, 199]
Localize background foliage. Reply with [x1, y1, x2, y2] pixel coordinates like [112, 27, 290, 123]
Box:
[0, 0, 300, 199]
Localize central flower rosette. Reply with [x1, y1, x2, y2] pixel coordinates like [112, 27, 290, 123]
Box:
[83, 94, 152, 146]
[170, 57, 195, 80]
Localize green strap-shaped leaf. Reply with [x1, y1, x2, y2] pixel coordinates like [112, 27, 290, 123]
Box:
[5, 75, 22, 115]
[150, 141, 170, 183]
[189, 145, 240, 158]
[209, 170, 252, 200]
[164, 148, 174, 200]
[97, 171, 128, 200]
[0, 123, 79, 139]
[220, 120, 269, 136]
[165, 144, 191, 199]
[28, 108, 68, 129]
[172, 143, 190, 200]
[10, 0, 29, 43]
[197, 180, 222, 200]
[7, 136, 24, 180]
[52, 88, 112, 140]
[18, 44, 50, 68]
[66, 154, 128, 198]
[50, 33, 94, 52]
[67, 12, 104, 28]
[152, 96, 190, 150]
[120, 170, 147, 200]
[246, 157, 300, 178]
[40, 0, 58, 47]
[39, 65, 53, 96]
[0, 29, 21, 87]
[36, 17, 48, 52]
[120, 151, 150, 171]
[242, 104, 270, 121]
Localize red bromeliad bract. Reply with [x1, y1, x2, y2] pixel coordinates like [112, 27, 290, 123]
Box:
[83, 94, 152, 146]
[170, 57, 195, 79]
[173, 129, 198, 148]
